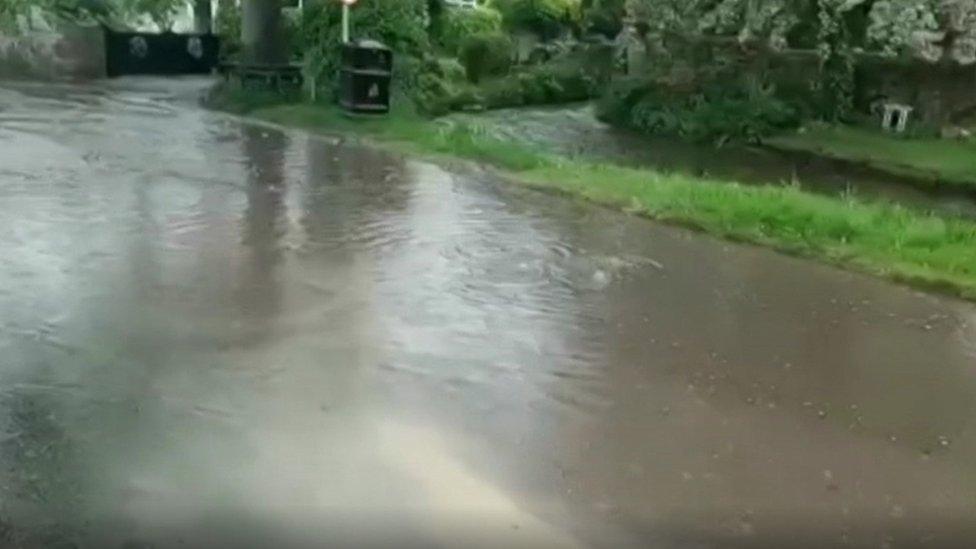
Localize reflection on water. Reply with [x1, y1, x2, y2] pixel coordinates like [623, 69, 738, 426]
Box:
[240, 126, 288, 320]
[0, 79, 975, 548]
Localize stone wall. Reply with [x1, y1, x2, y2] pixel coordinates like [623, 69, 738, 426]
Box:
[855, 56, 976, 126]
[625, 36, 976, 128]
[0, 25, 106, 80]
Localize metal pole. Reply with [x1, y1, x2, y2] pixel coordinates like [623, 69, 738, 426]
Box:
[342, 3, 350, 43]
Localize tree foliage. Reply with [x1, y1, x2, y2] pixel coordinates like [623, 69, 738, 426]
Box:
[623, 0, 976, 64]
[1, 0, 117, 31]
[597, 72, 801, 143]
[116, 0, 187, 31]
[867, 0, 976, 64]
[700, 0, 807, 49]
[459, 31, 513, 82]
[621, 0, 976, 122]
[622, 0, 854, 119]
[0, 0, 189, 32]
[299, 0, 430, 94]
[624, 0, 809, 50]
[438, 6, 503, 54]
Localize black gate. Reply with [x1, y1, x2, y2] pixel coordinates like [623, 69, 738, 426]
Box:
[104, 28, 219, 77]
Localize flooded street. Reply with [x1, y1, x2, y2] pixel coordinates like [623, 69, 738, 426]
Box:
[2, 78, 976, 548]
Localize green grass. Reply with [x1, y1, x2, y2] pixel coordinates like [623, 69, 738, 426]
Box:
[250, 101, 546, 172]
[520, 163, 976, 297]
[212, 89, 976, 300]
[768, 125, 976, 188]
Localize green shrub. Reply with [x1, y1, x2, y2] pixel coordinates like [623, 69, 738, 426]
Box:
[403, 56, 476, 116]
[479, 78, 526, 107]
[441, 44, 609, 111]
[493, 0, 581, 40]
[439, 7, 503, 54]
[597, 76, 801, 144]
[453, 85, 484, 105]
[595, 76, 645, 123]
[516, 62, 591, 103]
[469, 56, 598, 109]
[299, 0, 430, 98]
[526, 39, 573, 64]
[581, 0, 624, 39]
[413, 73, 455, 115]
[459, 32, 514, 83]
[517, 71, 549, 104]
[436, 57, 468, 84]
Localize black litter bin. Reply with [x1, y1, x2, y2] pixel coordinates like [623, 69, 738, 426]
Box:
[339, 40, 392, 115]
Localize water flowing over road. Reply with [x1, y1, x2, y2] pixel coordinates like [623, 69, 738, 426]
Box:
[1, 78, 975, 548]
[452, 105, 976, 219]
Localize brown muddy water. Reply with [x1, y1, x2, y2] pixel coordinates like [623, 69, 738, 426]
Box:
[454, 105, 976, 220]
[1, 78, 975, 548]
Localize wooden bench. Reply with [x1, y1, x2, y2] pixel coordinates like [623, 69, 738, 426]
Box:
[219, 62, 303, 92]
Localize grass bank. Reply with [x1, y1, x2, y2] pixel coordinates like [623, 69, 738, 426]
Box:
[768, 125, 976, 189]
[211, 89, 976, 300]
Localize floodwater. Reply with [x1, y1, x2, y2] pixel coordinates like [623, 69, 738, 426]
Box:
[456, 105, 976, 219]
[1, 78, 976, 549]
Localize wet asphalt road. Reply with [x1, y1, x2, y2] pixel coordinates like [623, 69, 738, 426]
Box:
[1, 78, 976, 548]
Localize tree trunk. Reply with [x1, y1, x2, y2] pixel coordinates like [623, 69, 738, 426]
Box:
[241, 0, 286, 66]
[193, 0, 213, 34]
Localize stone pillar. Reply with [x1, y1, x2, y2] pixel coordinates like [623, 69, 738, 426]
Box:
[241, 0, 287, 66]
[194, 0, 214, 34]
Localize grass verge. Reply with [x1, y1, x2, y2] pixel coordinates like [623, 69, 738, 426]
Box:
[211, 88, 976, 301]
[767, 125, 976, 189]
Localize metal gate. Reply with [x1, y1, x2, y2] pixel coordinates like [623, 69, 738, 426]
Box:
[104, 28, 219, 77]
